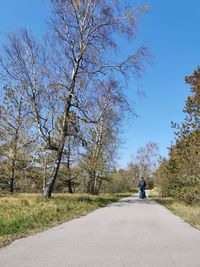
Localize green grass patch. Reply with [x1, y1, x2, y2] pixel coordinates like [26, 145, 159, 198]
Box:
[149, 190, 200, 230]
[0, 192, 131, 247]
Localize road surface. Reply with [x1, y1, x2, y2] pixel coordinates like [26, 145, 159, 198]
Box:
[0, 195, 200, 267]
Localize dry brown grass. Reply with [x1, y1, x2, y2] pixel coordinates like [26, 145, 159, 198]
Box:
[149, 189, 200, 230]
[0, 193, 131, 247]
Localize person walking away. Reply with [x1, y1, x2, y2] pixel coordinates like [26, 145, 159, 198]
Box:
[139, 177, 146, 199]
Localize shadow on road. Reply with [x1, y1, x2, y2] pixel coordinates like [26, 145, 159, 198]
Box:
[112, 197, 156, 207]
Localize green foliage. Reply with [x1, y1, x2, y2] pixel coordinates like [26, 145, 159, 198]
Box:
[102, 171, 136, 193]
[146, 178, 154, 190]
[156, 131, 200, 203]
[156, 67, 200, 203]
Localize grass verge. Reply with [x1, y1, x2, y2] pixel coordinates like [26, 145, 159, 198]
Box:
[0, 192, 131, 248]
[149, 189, 200, 230]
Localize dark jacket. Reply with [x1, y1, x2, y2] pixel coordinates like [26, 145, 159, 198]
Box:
[139, 179, 146, 189]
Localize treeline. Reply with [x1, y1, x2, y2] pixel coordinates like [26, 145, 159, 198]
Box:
[0, 1, 149, 197]
[111, 142, 160, 193]
[156, 67, 200, 203]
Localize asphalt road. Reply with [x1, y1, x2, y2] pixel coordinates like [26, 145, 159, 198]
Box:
[1, 194, 200, 267]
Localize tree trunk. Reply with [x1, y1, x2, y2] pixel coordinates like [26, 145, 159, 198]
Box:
[9, 159, 15, 193]
[67, 180, 73, 193]
[66, 137, 73, 193]
[43, 146, 64, 198]
[9, 128, 19, 194]
[87, 174, 93, 194]
[87, 172, 98, 195]
[43, 157, 47, 192]
[43, 54, 79, 198]
[92, 171, 97, 195]
[96, 177, 103, 195]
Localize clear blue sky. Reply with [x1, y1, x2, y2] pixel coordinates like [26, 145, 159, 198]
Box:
[0, 0, 199, 167]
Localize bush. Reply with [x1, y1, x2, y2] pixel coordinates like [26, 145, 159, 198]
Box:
[174, 186, 200, 204]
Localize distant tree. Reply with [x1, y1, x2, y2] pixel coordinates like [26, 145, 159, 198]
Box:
[80, 78, 130, 194]
[126, 162, 140, 186]
[0, 86, 33, 193]
[80, 113, 118, 194]
[134, 142, 160, 179]
[104, 171, 133, 193]
[60, 136, 81, 193]
[177, 67, 200, 136]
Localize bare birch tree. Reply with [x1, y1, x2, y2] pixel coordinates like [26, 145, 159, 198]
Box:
[134, 142, 160, 179]
[79, 78, 126, 194]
